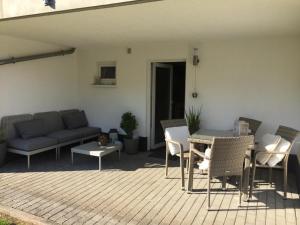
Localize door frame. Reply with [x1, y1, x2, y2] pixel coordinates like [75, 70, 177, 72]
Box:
[146, 58, 187, 151]
[151, 63, 174, 149]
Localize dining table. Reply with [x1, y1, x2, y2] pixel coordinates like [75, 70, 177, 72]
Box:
[187, 129, 255, 201]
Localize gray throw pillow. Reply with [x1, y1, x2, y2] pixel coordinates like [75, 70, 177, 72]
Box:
[62, 111, 88, 129]
[15, 119, 47, 139]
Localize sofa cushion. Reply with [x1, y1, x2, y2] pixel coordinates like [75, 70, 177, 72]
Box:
[74, 127, 101, 138]
[60, 109, 80, 116]
[62, 111, 88, 129]
[47, 130, 82, 143]
[8, 137, 58, 151]
[34, 111, 64, 133]
[1, 114, 33, 140]
[14, 119, 47, 139]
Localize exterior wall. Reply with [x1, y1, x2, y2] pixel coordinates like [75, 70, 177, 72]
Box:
[78, 37, 300, 153]
[0, 35, 79, 119]
[0, 0, 137, 19]
[77, 43, 188, 138]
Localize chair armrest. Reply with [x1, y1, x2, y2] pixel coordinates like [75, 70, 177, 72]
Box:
[165, 139, 181, 146]
[191, 148, 208, 159]
[165, 139, 184, 154]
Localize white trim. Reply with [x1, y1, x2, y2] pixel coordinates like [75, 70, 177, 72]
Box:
[146, 58, 187, 151]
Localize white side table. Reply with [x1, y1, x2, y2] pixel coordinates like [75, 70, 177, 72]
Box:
[71, 141, 122, 170]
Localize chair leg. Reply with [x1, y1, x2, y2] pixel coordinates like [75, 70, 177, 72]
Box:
[239, 175, 243, 207]
[186, 158, 189, 174]
[27, 155, 30, 169]
[222, 176, 227, 190]
[249, 162, 256, 199]
[269, 167, 272, 187]
[284, 165, 288, 199]
[180, 155, 185, 190]
[207, 175, 211, 209]
[165, 148, 169, 178]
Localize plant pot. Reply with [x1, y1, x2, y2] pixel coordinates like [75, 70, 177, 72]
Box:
[0, 142, 7, 166]
[124, 138, 139, 154]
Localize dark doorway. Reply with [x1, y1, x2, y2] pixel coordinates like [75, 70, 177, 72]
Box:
[151, 61, 186, 149]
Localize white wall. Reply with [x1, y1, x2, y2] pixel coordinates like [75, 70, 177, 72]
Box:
[0, 35, 79, 118]
[188, 37, 300, 153]
[78, 37, 300, 153]
[77, 43, 188, 137]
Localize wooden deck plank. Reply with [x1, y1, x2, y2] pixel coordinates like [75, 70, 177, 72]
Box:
[0, 152, 298, 225]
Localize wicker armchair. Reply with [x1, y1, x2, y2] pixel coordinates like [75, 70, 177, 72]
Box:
[249, 125, 299, 199]
[161, 119, 189, 190]
[239, 117, 262, 135]
[205, 136, 254, 209]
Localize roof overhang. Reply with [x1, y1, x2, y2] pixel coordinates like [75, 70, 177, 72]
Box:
[0, 0, 300, 48]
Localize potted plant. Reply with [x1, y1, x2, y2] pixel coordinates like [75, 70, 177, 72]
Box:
[120, 112, 139, 154]
[185, 107, 202, 134]
[0, 128, 7, 166]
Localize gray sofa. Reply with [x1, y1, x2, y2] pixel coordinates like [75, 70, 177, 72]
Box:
[0, 109, 101, 169]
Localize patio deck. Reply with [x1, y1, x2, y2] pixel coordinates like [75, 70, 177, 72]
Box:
[0, 149, 299, 225]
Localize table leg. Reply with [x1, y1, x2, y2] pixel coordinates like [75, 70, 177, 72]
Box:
[187, 143, 195, 192]
[71, 151, 74, 165]
[242, 149, 251, 201]
[99, 156, 102, 171]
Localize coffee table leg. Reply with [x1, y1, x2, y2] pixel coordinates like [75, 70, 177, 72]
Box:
[99, 156, 102, 171]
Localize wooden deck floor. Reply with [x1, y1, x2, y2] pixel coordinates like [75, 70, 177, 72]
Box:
[0, 150, 299, 225]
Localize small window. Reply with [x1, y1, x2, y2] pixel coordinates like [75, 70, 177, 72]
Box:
[94, 62, 117, 86]
[101, 66, 116, 79]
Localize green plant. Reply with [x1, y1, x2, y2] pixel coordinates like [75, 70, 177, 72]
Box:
[120, 112, 138, 139]
[185, 107, 202, 134]
[0, 218, 11, 225]
[0, 129, 5, 144]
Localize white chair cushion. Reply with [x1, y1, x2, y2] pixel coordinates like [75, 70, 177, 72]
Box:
[256, 133, 281, 165]
[267, 138, 291, 167]
[165, 126, 189, 155]
[197, 147, 211, 170]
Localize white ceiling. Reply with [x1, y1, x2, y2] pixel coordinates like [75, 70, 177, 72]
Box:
[0, 0, 300, 48]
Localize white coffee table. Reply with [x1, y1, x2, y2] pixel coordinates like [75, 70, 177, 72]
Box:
[71, 141, 122, 171]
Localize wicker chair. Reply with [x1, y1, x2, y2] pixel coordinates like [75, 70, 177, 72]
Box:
[161, 119, 189, 190]
[206, 136, 254, 209]
[249, 125, 299, 199]
[239, 117, 262, 135]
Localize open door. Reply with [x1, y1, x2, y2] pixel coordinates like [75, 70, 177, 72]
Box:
[151, 63, 173, 149]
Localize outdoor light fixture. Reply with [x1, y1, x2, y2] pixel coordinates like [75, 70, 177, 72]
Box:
[44, 0, 56, 9]
[192, 48, 199, 98]
[193, 48, 200, 66]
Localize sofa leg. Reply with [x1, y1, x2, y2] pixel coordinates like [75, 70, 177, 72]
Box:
[27, 155, 31, 169]
[56, 147, 61, 160]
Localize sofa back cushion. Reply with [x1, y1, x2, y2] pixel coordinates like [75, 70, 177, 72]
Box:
[34, 111, 64, 133]
[0, 114, 33, 140]
[15, 119, 47, 139]
[60, 109, 80, 116]
[62, 111, 88, 129]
